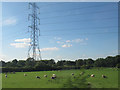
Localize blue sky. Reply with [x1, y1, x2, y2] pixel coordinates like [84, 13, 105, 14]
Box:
[1, 2, 118, 62]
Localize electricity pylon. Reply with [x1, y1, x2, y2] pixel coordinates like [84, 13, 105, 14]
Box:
[28, 2, 42, 60]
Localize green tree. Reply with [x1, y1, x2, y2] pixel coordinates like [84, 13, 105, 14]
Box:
[17, 60, 26, 67]
[86, 58, 94, 67]
[94, 58, 105, 67]
[57, 60, 66, 66]
[6, 61, 14, 67]
[0, 61, 6, 67]
[34, 61, 49, 70]
[48, 59, 55, 66]
[12, 59, 18, 67]
[76, 59, 84, 67]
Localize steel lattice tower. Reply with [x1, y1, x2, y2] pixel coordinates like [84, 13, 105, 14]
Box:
[28, 2, 42, 60]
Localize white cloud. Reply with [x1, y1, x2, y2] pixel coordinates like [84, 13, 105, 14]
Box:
[55, 38, 88, 47]
[40, 47, 59, 51]
[10, 42, 30, 48]
[2, 17, 17, 26]
[72, 38, 84, 43]
[56, 41, 61, 44]
[85, 38, 88, 40]
[54, 37, 62, 40]
[66, 40, 71, 43]
[15, 38, 31, 43]
[56, 41, 64, 44]
[10, 38, 30, 48]
[62, 44, 72, 48]
[82, 54, 86, 57]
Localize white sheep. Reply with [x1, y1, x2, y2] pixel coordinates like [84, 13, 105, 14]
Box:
[102, 75, 107, 78]
[36, 76, 40, 79]
[44, 75, 47, 77]
[24, 74, 27, 76]
[5, 74, 7, 78]
[71, 73, 74, 76]
[91, 74, 95, 77]
[52, 74, 56, 78]
[51, 76, 55, 79]
[80, 72, 84, 75]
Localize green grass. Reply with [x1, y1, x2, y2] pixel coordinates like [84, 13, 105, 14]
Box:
[2, 68, 119, 88]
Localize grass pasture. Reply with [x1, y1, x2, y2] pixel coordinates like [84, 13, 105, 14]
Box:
[2, 68, 118, 88]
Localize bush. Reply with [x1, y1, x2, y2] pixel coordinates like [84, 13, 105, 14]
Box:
[116, 63, 120, 68]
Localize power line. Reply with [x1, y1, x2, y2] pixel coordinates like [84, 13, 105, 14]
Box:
[40, 3, 113, 15]
[40, 26, 117, 32]
[41, 31, 118, 37]
[3, 31, 28, 39]
[40, 9, 116, 19]
[39, 2, 65, 8]
[4, 25, 117, 39]
[40, 17, 117, 25]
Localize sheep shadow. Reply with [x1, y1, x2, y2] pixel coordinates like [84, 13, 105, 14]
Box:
[47, 76, 61, 84]
[62, 74, 91, 88]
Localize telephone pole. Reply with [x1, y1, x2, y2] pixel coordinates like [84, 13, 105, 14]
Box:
[28, 2, 42, 60]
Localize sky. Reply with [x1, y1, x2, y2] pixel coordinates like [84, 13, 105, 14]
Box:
[0, 2, 118, 62]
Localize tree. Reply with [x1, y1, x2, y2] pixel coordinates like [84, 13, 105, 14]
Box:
[17, 60, 26, 67]
[57, 60, 66, 66]
[86, 58, 94, 67]
[0, 61, 6, 67]
[64, 61, 75, 66]
[115, 55, 120, 66]
[105, 56, 115, 67]
[116, 63, 120, 68]
[76, 59, 84, 67]
[34, 61, 50, 70]
[25, 60, 36, 68]
[94, 58, 105, 67]
[48, 59, 55, 66]
[12, 59, 18, 67]
[26, 57, 34, 61]
[6, 62, 14, 67]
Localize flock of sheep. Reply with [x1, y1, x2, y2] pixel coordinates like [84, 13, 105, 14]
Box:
[4, 72, 57, 79]
[4, 71, 107, 79]
[71, 72, 107, 78]
[24, 73, 56, 79]
[90, 74, 107, 78]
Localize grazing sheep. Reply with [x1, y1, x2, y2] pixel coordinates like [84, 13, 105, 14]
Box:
[36, 76, 40, 79]
[91, 74, 95, 77]
[51, 76, 55, 79]
[51, 74, 56, 79]
[87, 82, 91, 88]
[71, 73, 74, 76]
[52, 74, 56, 78]
[80, 72, 84, 75]
[44, 75, 47, 77]
[5, 74, 7, 78]
[87, 82, 91, 85]
[24, 74, 27, 76]
[102, 75, 107, 78]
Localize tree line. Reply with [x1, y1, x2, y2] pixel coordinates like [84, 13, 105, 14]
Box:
[0, 55, 120, 72]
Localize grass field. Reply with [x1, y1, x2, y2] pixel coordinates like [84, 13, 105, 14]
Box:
[2, 68, 119, 88]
